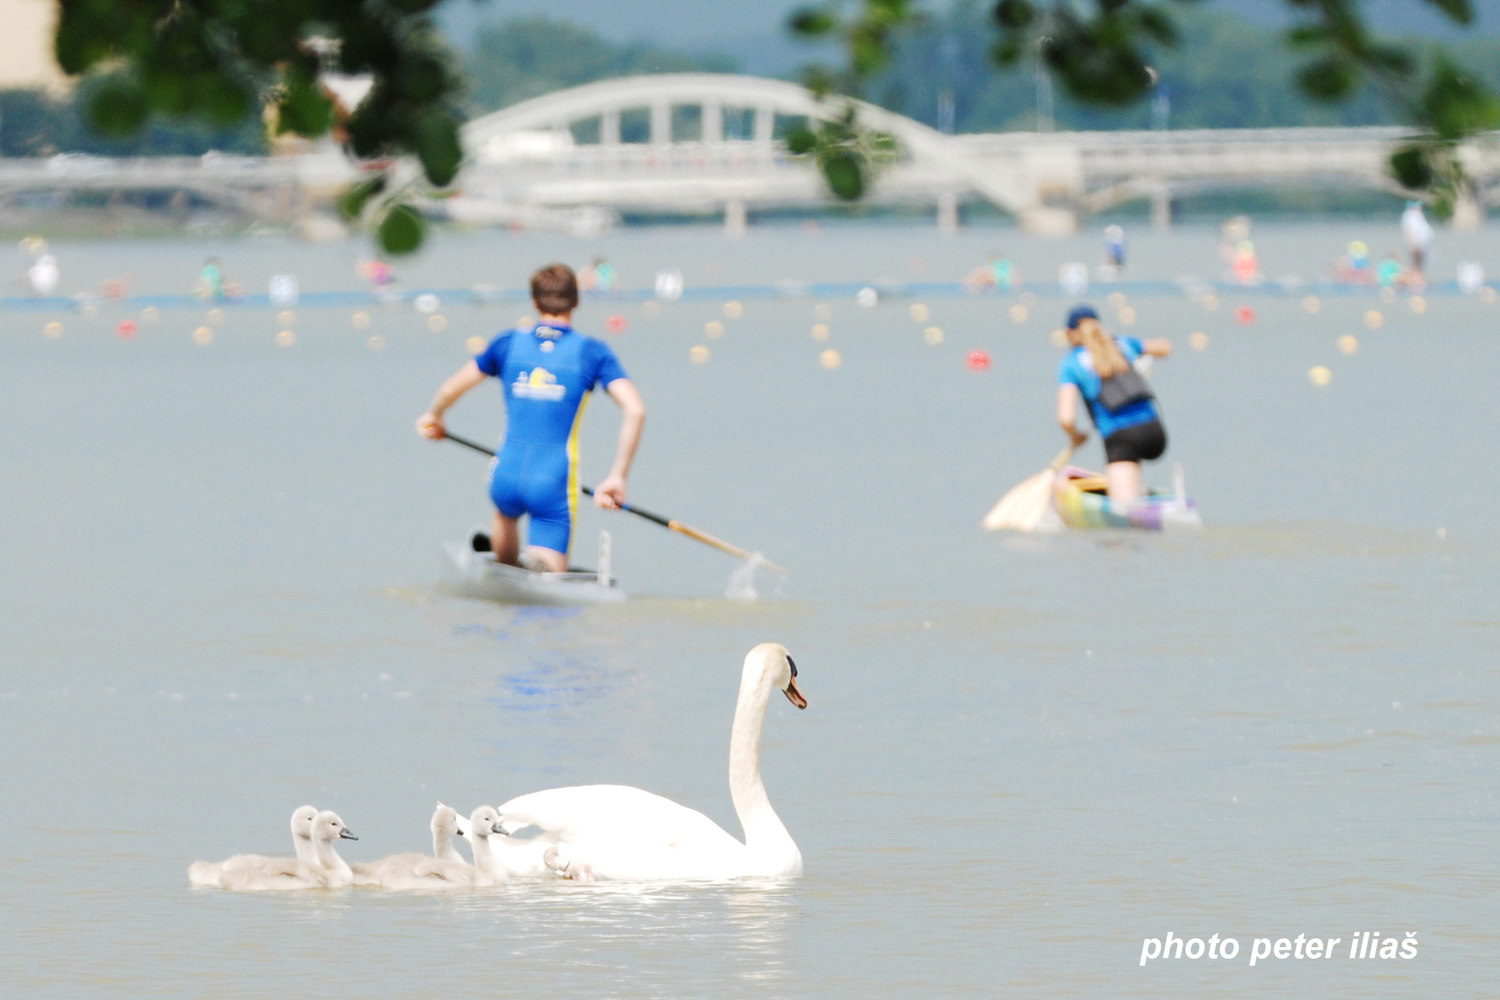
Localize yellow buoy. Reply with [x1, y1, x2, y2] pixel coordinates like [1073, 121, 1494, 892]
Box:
[813, 303, 833, 321]
[1049, 327, 1069, 347]
[192, 326, 213, 345]
[43, 320, 63, 339]
[427, 314, 447, 333]
[1481, 287, 1497, 304]
[207, 308, 225, 325]
[275, 330, 296, 347]
[704, 320, 725, 339]
[689, 345, 710, 363]
[1201, 294, 1219, 311]
[723, 300, 743, 319]
[81, 304, 100, 320]
[1009, 304, 1028, 323]
[819, 348, 841, 369]
[642, 301, 661, 317]
[1409, 296, 1427, 315]
[277, 310, 296, 327]
[1337, 335, 1359, 355]
[1308, 365, 1332, 386]
[1363, 310, 1384, 330]
[352, 311, 371, 330]
[1117, 305, 1137, 326]
[909, 303, 930, 322]
[1380, 286, 1396, 303]
[515, 315, 534, 329]
[810, 323, 831, 342]
[367, 335, 387, 352]
[1303, 295, 1321, 314]
[1189, 331, 1209, 351]
[923, 326, 944, 345]
[141, 306, 160, 323]
[1106, 291, 1127, 308]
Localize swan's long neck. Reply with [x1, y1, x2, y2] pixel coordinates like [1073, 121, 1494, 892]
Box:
[469, 830, 501, 874]
[315, 836, 353, 884]
[728, 663, 796, 861]
[433, 823, 463, 863]
[293, 832, 314, 864]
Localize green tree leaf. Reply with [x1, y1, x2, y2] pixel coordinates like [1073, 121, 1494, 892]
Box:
[822, 150, 865, 200]
[411, 113, 464, 187]
[337, 175, 389, 222]
[378, 203, 425, 255]
[86, 77, 149, 137]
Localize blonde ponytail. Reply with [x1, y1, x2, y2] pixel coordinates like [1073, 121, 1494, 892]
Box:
[1078, 317, 1129, 379]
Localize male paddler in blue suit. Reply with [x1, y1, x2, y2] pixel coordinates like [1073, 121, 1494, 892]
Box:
[417, 263, 646, 572]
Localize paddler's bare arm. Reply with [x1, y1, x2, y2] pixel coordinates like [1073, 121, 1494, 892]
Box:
[416, 361, 488, 439]
[1057, 383, 1088, 447]
[592, 378, 645, 510]
[1142, 338, 1172, 358]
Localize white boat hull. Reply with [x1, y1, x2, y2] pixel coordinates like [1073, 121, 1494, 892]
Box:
[441, 530, 626, 605]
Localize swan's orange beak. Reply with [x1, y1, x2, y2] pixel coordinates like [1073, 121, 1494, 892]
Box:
[783, 675, 807, 709]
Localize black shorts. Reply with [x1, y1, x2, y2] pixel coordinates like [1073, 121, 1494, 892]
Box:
[1104, 419, 1167, 464]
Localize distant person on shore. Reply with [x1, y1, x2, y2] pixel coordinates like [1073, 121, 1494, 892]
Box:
[197, 257, 227, 300]
[1056, 305, 1173, 507]
[1332, 240, 1372, 284]
[579, 256, 615, 293]
[416, 263, 646, 573]
[964, 252, 1014, 292]
[1102, 224, 1126, 274]
[361, 257, 395, 290]
[1401, 201, 1433, 283]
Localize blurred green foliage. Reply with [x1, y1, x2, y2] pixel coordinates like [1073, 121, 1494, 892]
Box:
[791, 0, 1500, 211]
[53, 0, 466, 254]
[0, 81, 266, 157]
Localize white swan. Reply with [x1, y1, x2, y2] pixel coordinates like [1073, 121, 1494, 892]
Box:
[456, 805, 509, 887]
[496, 642, 806, 881]
[352, 803, 478, 890]
[190, 808, 358, 891]
[187, 805, 319, 888]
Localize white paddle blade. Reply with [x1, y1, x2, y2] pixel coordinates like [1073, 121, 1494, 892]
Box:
[982, 467, 1058, 532]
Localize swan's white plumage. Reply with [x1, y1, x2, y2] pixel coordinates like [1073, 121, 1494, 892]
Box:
[352, 803, 478, 890]
[497, 642, 806, 881]
[187, 805, 319, 889]
[189, 808, 356, 891]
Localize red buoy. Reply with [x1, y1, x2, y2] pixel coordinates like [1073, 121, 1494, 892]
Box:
[606, 314, 628, 334]
[965, 349, 991, 371]
[116, 319, 138, 339]
[1235, 305, 1255, 324]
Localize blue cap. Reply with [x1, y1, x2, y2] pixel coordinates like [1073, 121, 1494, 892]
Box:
[1066, 305, 1098, 329]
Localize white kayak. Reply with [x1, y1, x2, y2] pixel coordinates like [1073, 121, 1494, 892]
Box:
[441, 527, 626, 605]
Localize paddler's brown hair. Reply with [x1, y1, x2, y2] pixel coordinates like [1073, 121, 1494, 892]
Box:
[1077, 317, 1130, 379]
[531, 263, 579, 315]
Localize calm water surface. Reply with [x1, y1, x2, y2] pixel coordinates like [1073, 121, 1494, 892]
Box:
[3, 222, 1498, 997]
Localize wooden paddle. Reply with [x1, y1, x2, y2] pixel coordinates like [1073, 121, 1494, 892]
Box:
[440, 430, 788, 575]
[982, 446, 1074, 532]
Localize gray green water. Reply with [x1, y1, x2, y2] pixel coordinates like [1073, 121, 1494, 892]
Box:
[3, 222, 1499, 997]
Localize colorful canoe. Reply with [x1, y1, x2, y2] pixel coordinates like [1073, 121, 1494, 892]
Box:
[441, 527, 626, 605]
[1049, 465, 1203, 531]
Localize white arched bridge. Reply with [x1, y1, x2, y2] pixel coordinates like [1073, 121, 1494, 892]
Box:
[1, 74, 1497, 233]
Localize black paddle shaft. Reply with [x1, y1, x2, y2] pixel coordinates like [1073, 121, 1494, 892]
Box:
[439, 430, 672, 528]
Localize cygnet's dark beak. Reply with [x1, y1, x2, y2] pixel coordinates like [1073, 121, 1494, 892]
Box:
[783, 675, 807, 709]
[339, 828, 359, 841]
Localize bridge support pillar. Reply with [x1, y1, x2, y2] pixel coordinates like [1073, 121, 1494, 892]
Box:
[724, 198, 747, 237]
[1018, 206, 1076, 236]
[1452, 184, 1483, 230]
[1150, 184, 1172, 230]
[937, 192, 959, 234]
[601, 109, 620, 146]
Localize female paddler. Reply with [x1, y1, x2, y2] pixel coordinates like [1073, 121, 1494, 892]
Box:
[1055, 305, 1172, 507]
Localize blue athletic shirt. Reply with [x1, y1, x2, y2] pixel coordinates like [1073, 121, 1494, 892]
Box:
[1057, 336, 1158, 439]
[473, 324, 628, 552]
[475, 323, 628, 448]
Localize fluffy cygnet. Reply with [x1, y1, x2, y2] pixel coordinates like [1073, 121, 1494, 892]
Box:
[352, 803, 478, 890]
[220, 809, 357, 891]
[187, 805, 319, 889]
[461, 806, 510, 887]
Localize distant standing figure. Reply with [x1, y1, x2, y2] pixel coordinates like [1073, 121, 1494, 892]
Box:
[1055, 305, 1173, 507]
[965, 253, 1013, 292]
[27, 253, 59, 296]
[198, 257, 226, 300]
[1103, 224, 1126, 270]
[1401, 201, 1434, 280]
